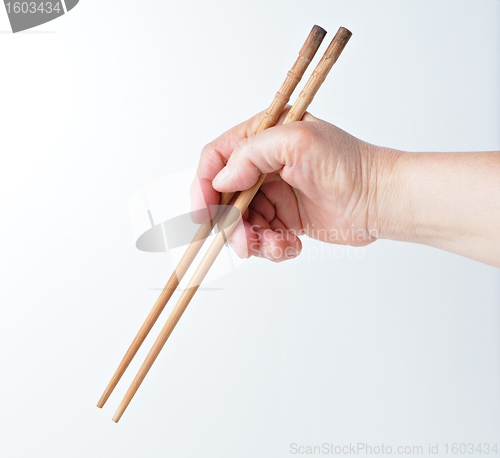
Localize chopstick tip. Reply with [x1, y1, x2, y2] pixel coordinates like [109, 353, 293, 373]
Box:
[96, 394, 107, 409]
[112, 410, 123, 423]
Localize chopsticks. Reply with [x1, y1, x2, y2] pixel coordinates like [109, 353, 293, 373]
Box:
[111, 26, 352, 423]
[97, 25, 327, 410]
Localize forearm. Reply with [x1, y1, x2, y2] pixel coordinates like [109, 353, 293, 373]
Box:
[373, 148, 500, 267]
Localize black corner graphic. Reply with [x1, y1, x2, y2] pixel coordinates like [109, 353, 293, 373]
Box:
[3, 0, 79, 33]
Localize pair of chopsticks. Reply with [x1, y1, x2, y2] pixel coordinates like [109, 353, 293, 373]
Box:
[98, 24, 352, 422]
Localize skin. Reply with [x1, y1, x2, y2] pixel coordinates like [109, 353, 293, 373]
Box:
[190, 108, 500, 268]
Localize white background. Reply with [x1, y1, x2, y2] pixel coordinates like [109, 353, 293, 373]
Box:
[0, 1, 499, 457]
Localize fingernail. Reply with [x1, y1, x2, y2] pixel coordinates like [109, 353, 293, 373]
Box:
[262, 242, 276, 261]
[213, 167, 231, 187]
[285, 246, 299, 258]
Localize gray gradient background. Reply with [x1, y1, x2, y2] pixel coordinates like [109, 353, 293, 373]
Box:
[0, 1, 499, 457]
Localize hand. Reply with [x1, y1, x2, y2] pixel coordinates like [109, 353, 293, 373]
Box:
[190, 108, 399, 262]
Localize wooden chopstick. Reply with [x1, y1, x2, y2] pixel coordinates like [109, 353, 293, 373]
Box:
[112, 27, 352, 423]
[97, 25, 327, 410]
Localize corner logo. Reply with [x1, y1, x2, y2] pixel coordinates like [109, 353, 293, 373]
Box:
[3, 0, 78, 33]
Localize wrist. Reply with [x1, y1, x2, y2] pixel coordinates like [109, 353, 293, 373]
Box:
[368, 145, 414, 242]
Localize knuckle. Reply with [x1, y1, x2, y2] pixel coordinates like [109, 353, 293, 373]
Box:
[290, 121, 312, 140]
[301, 111, 317, 122]
[200, 141, 215, 157]
[286, 122, 315, 152]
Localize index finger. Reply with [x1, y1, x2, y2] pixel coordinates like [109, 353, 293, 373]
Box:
[190, 110, 266, 223]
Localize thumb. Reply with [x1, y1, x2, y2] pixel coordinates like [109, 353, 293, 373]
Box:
[211, 124, 299, 192]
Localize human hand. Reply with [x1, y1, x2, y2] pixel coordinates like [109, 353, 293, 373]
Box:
[191, 108, 400, 262]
